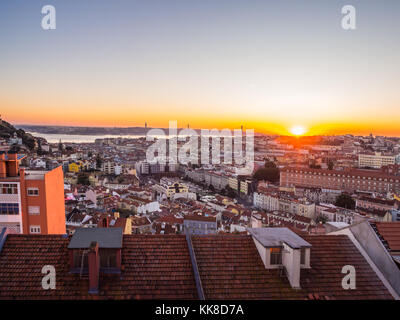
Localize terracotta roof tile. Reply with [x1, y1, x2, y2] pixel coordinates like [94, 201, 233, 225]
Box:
[191, 234, 393, 300]
[0, 232, 394, 300]
[0, 234, 197, 299]
[373, 222, 400, 252]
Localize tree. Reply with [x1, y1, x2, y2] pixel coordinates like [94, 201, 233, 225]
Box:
[335, 193, 355, 210]
[253, 167, 280, 183]
[96, 154, 103, 169]
[37, 140, 48, 156]
[225, 186, 237, 199]
[328, 159, 334, 170]
[58, 139, 64, 152]
[316, 215, 328, 224]
[264, 160, 277, 168]
[309, 160, 321, 169]
[77, 173, 90, 186]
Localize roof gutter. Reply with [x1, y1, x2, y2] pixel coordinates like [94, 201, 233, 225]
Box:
[186, 234, 205, 300]
[0, 227, 10, 253]
[330, 225, 400, 300]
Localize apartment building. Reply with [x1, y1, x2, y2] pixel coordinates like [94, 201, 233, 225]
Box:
[153, 177, 189, 199]
[102, 161, 123, 175]
[183, 215, 217, 235]
[0, 152, 66, 235]
[253, 190, 279, 211]
[254, 188, 315, 219]
[280, 167, 400, 194]
[356, 196, 396, 212]
[278, 198, 316, 219]
[228, 175, 239, 191]
[204, 171, 229, 190]
[358, 152, 396, 169]
[240, 178, 254, 195]
[135, 160, 178, 175]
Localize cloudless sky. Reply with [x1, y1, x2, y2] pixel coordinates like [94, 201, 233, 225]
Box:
[0, 0, 400, 136]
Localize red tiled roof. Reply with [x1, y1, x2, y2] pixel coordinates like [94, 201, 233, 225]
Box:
[282, 166, 400, 180]
[131, 217, 151, 227]
[0, 233, 394, 300]
[155, 214, 183, 224]
[191, 234, 393, 300]
[373, 222, 400, 252]
[0, 234, 197, 299]
[358, 196, 395, 206]
[184, 215, 216, 222]
[293, 214, 312, 224]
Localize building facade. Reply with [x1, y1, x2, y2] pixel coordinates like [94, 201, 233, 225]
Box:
[280, 167, 400, 194]
[0, 152, 66, 235]
[358, 152, 396, 169]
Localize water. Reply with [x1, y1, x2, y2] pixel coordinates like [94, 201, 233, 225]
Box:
[27, 132, 147, 143]
[28, 131, 248, 144]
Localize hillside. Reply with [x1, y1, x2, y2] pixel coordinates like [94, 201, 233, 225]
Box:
[0, 119, 36, 150]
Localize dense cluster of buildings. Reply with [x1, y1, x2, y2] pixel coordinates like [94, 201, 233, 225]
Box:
[1, 131, 400, 299]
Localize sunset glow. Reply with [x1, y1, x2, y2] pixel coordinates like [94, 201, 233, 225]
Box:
[0, 1, 400, 136]
[290, 126, 307, 136]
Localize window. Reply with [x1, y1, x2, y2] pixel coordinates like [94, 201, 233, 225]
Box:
[0, 183, 18, 194]
[100, 250, 117, 268]
[270, 248, 282, 265]
[27, 188, 39, 196]
[300, 248, 306, 265]
[0, 203, 19, 215]
[28, 206, 40, 215]
[73, 250, 88, 269]
[29, 225, 41, 234]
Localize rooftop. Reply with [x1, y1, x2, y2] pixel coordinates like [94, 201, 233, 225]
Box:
[184, 215, 216, 222]
[68, 228, 123, 249]
[372, 222, 400, 252]
[247, 227, 312, 249]
[0, 231, 394, 300]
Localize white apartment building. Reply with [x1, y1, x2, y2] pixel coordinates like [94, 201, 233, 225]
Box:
[253, 191, 315, 219]
[358, 152, 396, 169]
[253, 192, 279, 211]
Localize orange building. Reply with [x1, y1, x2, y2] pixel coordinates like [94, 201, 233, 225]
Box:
[0, 151, 66, 234]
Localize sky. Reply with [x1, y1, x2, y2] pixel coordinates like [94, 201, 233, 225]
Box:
[0, 0, 400, 136]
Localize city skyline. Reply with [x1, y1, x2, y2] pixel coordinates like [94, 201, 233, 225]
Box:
[1, 1, 400, 136]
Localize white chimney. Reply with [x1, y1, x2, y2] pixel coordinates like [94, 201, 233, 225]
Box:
[282, 243, 301, 289]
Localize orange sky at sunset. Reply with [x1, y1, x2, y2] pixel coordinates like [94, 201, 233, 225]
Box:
[3, 102, 400, 137]
[1, 1, 400, 138]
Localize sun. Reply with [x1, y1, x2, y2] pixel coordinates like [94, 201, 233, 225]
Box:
[290, 126, 306, 136]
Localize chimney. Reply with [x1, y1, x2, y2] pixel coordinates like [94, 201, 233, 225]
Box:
[281, 244, 301, 289]
[0, 152, 6, 178]
[251, 214, 263, 228]
[88, 241, 99, 294]
[6, 152, 19, 177]
[67, 228, 124, 292]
